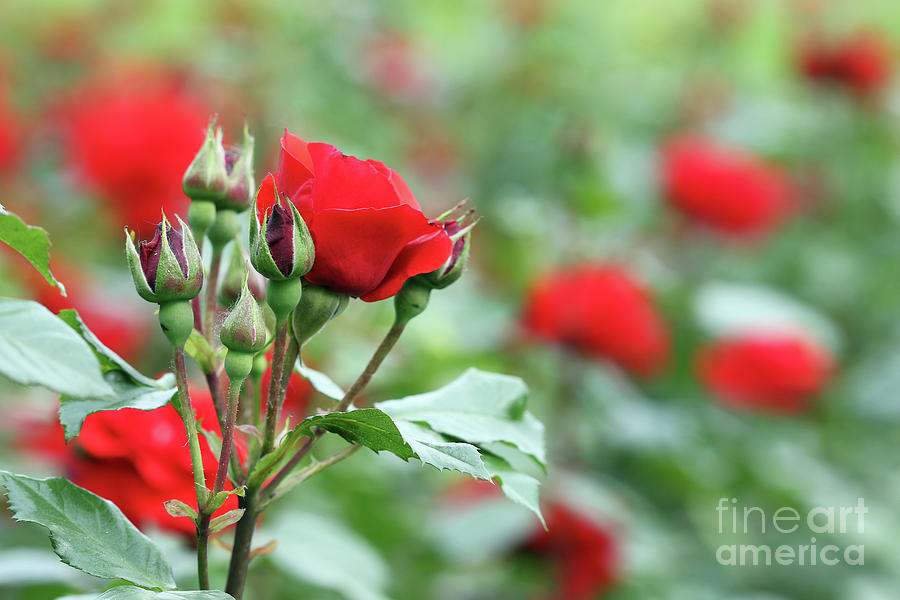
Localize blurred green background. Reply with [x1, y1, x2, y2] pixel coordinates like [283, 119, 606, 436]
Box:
[3, 0, 900, 598]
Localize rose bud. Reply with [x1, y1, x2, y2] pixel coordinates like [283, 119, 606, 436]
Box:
[219, 244, 266, 308]
[183, 118, 227, 238]
[250, 174, 315, 322]
[415, 207, 477, 290]
[291, 282, 348, 347]
[221, 277, 269, 380]
[220, 122, 255, 212]
[125, 214, 203, 347]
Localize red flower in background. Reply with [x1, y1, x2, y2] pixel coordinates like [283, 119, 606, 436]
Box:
[60, 71, 209, 235]
[18, 390, 236, 536]
[697, 334, 833, 414]
[660, 137, 794, 237]
[272, 131, 453, 301]
[799, 31, 892, 97]
[0, 85, 20, 173]
[523, 264, 669, 377]
[529, 503, 620, 600]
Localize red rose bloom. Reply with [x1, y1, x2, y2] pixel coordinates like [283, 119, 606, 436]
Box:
[799, 31, 892, 97]
[0, 85, 20, 173]
[523, 264, 669, 377]
[529, 503, 620, 600]
[17, 390, 236, 536]
[269, 131, 453, 301]
[660, 137, 794, 237]
[697, 334, 833, 414]
[61, 72, 209, 234]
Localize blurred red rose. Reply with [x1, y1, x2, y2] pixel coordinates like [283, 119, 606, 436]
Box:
[272, 131, 453, 301]
[697, 334, 833, 414]
[660, 137, 794, 237]
[799, 31, 892, 97]
[522, 264, 669, 377]
[60, 71, 209, 235]
[529, 503, 620, 600]
[18, 389, 236, 536]
[0, 86, 20, 173]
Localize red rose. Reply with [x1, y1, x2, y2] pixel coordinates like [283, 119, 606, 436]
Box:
[799, 31, 892, 97]
[697, 334, 833, 414]
[0, 84, 20, 173]
[523, 264, 669, 377]
[17, 390, 235, 536]
[529, 503, 620, 600]
[270, 131, 452, 301]
[660, 137, 794, 237]
[61, 71, 209, 235]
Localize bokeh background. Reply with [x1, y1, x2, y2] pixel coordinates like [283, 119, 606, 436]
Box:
[2, 0, 900, 598]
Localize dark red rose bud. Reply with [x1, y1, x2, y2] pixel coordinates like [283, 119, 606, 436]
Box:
[139, 224, 188, 291]
[249, 174, 315, 283]
[264, 203, 296, 277]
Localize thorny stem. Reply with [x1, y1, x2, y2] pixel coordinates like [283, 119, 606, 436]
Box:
[173, 347, 209, 590]
[203, 249, 223, 345]
[227, 319, 408, 598]
[197, 377, 244, 588]
[336, 321, 406, 412]
[261, 322, 289, 455]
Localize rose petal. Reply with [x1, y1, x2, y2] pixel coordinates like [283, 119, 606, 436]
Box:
[305, 143, 406, 211]
[277, 131, 315, 195]
[361, 227, 453, 302]
[304, 205, 451, 299]
[255, 173, 279, 224]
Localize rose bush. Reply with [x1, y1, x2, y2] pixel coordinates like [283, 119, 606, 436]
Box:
[270, 131, 453, 301]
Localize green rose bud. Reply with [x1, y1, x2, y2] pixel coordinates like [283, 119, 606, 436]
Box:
[125, 214, 203, 304]
[291, 282, 349, 346]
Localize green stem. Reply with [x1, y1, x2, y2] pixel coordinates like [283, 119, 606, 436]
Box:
[263, 321, 407, 498]
[225, 487, 259, 600]
[173, 347, 209, 589]
[204, 249, 223, 345]
[196, 377, 244, 587]
[261, 322, 289, 455]
[336, 321, 406, 412]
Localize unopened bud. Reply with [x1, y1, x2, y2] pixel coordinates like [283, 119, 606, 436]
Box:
[183, 118, 228, 202]
[249, 174, 314, 281]
[291, 283, 348, 346]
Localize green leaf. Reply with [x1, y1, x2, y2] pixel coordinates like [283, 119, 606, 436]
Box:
[295, 359, 344, 401]
[59, 370, 176, 440]
[0, 472, 176, 590]
[483, 455, 545, 527]
[56, 309, 177, 440]
[209, 509, 245, 535]
[0, 205, 65, 294]
[377, 368, 546, 466]
[58, 309, 162, 387]
[265, 511, 389, 600]
[294, 408, 414, 459]
[96, 587, 233, 600]
[0, 299, 113, 398]
[392, 420, 491, 480]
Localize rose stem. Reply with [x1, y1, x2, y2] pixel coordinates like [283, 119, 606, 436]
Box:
[173, 347, 209, 590]
[261, 321, 407, 498]
[203, 249, 223, 345]
[260, 321, 289, 456]
[197, 377, 244, 590]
